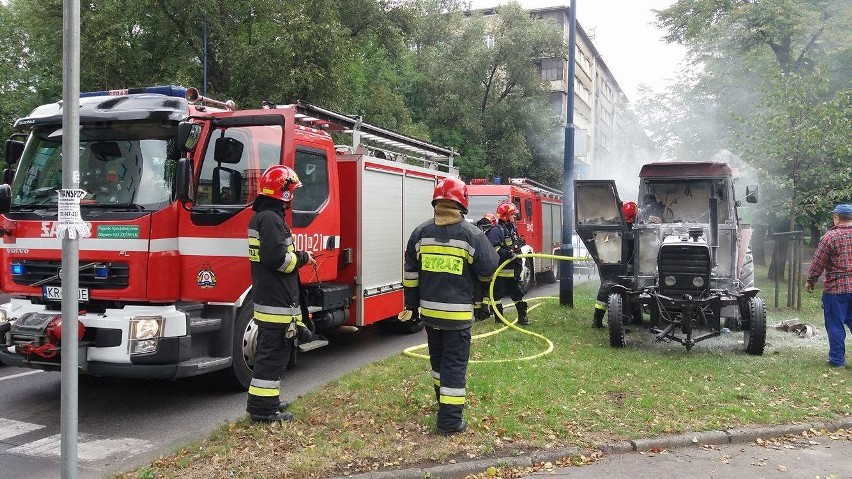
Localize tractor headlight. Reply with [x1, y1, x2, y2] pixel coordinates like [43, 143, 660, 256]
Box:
[664, 275, 676, 286]
[0, 308, 7, 324]
[693, 277, 705, 287]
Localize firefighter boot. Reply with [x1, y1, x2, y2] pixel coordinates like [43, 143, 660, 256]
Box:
[494, 303, 504, 324]
[593, 308, 606, 328]
[278, 400, 292, 412]
[250, 411, 294, 423]
[516, 301, 530, 325]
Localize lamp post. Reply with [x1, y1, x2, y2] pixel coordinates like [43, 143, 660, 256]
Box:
[559, 0, 577, 306]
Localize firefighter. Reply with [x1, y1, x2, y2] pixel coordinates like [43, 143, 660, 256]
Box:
[402, 177, 498, 435]
[474, 213, 499, 321]
[491, 202, 530, 325]
[592, 201, 637, 328]
[246, 165, 317, 423]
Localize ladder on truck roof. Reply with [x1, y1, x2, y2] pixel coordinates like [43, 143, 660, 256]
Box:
[293, 101, 457, 173]
[508, 177, 563, 199]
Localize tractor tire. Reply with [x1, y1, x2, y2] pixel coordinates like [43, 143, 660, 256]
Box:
[743, 296, 767, 356]
[607, 293, 628, 348]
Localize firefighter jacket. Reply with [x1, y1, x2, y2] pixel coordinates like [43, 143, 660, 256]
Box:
[495, 220, 522, 276]
[403, 204, 499, 331]
[248, 207, 310, 329]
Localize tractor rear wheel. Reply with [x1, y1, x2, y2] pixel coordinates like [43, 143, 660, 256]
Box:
[607, 293, 628, 348]
[743, 296, 767, 356]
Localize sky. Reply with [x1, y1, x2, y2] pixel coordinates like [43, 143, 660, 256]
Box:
[471, 0, 689, 103]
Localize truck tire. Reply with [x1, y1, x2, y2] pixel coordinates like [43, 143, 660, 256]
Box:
[743, 296, 766, 356]
[739, 248, 754, 289]
[218, 303, 255, 390]
[518, 258, 534, 294]
[607, 293, 628, 348]
[378, 317, 425, 334]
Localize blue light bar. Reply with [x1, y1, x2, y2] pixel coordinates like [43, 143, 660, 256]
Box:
[80, 85, 188, 99]
[11, 263, 24, 276]
[94, 265, 109, 280]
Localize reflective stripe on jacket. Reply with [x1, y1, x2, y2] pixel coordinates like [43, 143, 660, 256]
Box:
[248, 208, 309, 327]
[404, 217, 499, 330]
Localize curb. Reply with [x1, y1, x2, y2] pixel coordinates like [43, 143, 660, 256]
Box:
[331, 417, 852, 479]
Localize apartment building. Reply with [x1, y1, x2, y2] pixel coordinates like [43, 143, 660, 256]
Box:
[479, 4, 657, 183]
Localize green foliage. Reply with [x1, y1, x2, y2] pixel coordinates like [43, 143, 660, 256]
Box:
[648, 0, 852, 232]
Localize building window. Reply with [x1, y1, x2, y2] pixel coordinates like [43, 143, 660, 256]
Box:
[539, 57, 563, 81]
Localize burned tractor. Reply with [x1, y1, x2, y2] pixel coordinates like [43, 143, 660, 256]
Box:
[575, 162, 767, 355]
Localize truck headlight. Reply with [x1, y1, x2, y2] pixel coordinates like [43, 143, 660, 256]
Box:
[693, 277, 705, 287]
[129, 316, 164, 355]
[131, 317, 164, 340]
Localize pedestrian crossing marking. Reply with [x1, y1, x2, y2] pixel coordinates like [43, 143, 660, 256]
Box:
[0, 418, 44, 440]
[7, 433, 154, 462]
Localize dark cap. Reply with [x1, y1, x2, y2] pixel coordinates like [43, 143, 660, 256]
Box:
[831, 204, 852, 216]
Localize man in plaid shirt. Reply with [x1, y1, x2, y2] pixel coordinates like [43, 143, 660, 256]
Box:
[806, 203, 852, 368]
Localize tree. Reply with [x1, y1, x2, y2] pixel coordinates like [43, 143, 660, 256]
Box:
[406, 0, 565, 181]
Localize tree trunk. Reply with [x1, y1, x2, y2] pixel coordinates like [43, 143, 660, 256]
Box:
[808, 223, 820, 248]
[753, 225, 766, 265]
[768, 236, 789, 281]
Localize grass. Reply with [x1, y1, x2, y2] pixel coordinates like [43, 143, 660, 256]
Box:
[123, 260, 850, 479]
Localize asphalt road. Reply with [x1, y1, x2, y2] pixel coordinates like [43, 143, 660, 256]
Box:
[0, 317, 437, 479]
[0, 279, 580, 479]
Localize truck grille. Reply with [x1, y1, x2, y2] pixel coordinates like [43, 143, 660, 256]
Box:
[10, 260, 130, 289]
[658, 243, 711, 297]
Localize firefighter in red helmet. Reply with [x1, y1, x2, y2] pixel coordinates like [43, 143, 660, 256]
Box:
[402, 177, 498, 435]
[246, 165, 317, 422]
[489, 201, 530, 325]
[592, 201, 637, 328]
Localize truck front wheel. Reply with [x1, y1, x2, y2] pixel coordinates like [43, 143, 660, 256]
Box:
[218, 304, 255, 390]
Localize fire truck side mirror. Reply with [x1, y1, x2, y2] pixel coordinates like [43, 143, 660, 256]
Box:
[175, 158, 194, 203]
[176, 122, 202, 153]
[0, 184, 11, 213]
[4, 139, 24, 165]
[745, 184, 758, 204]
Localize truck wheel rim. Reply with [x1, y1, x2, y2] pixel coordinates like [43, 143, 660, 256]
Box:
[242, 319, 259, 368]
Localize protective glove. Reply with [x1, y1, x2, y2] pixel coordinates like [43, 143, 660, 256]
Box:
[398, 308, 419, 322]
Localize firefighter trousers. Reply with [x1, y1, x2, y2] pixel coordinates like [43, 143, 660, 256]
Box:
[426, 326, 471, 430]
[246, 322, 293, 416]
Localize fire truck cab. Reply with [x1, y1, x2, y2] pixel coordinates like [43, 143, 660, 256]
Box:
[466, 178, 562, 291]
[0, 86, 457, 389]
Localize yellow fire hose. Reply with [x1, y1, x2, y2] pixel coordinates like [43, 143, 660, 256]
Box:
[402, 252, 587, 363]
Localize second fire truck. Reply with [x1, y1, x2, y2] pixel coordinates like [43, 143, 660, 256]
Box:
[467, 177, 563, 292]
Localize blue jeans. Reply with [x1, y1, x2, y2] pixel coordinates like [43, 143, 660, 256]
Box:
[822, 293, 852, 366]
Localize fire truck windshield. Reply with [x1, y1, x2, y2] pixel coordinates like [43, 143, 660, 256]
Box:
[10, 122, 178, 210]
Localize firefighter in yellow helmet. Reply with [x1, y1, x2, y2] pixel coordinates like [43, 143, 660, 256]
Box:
[402, 177, 498, 435]
[246, 165, 317, 422]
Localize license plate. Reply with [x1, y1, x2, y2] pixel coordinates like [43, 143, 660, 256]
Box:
[43, 286, 89, 302]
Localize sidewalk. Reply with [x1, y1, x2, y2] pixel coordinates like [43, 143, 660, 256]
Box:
[333, 417, 852, 479]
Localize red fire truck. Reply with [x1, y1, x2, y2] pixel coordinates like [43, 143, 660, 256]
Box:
[466, 178, 562, 291]
[0, 86, 456, 389]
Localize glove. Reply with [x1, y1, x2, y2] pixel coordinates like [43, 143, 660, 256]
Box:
[474, 306, 490, 322]
[398, 308, 419, 322]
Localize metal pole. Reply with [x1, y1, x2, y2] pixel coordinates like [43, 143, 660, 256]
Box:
[61, 0, 81, 477]
[203, 14, 208, 96]
[559, 0, 576, 306]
